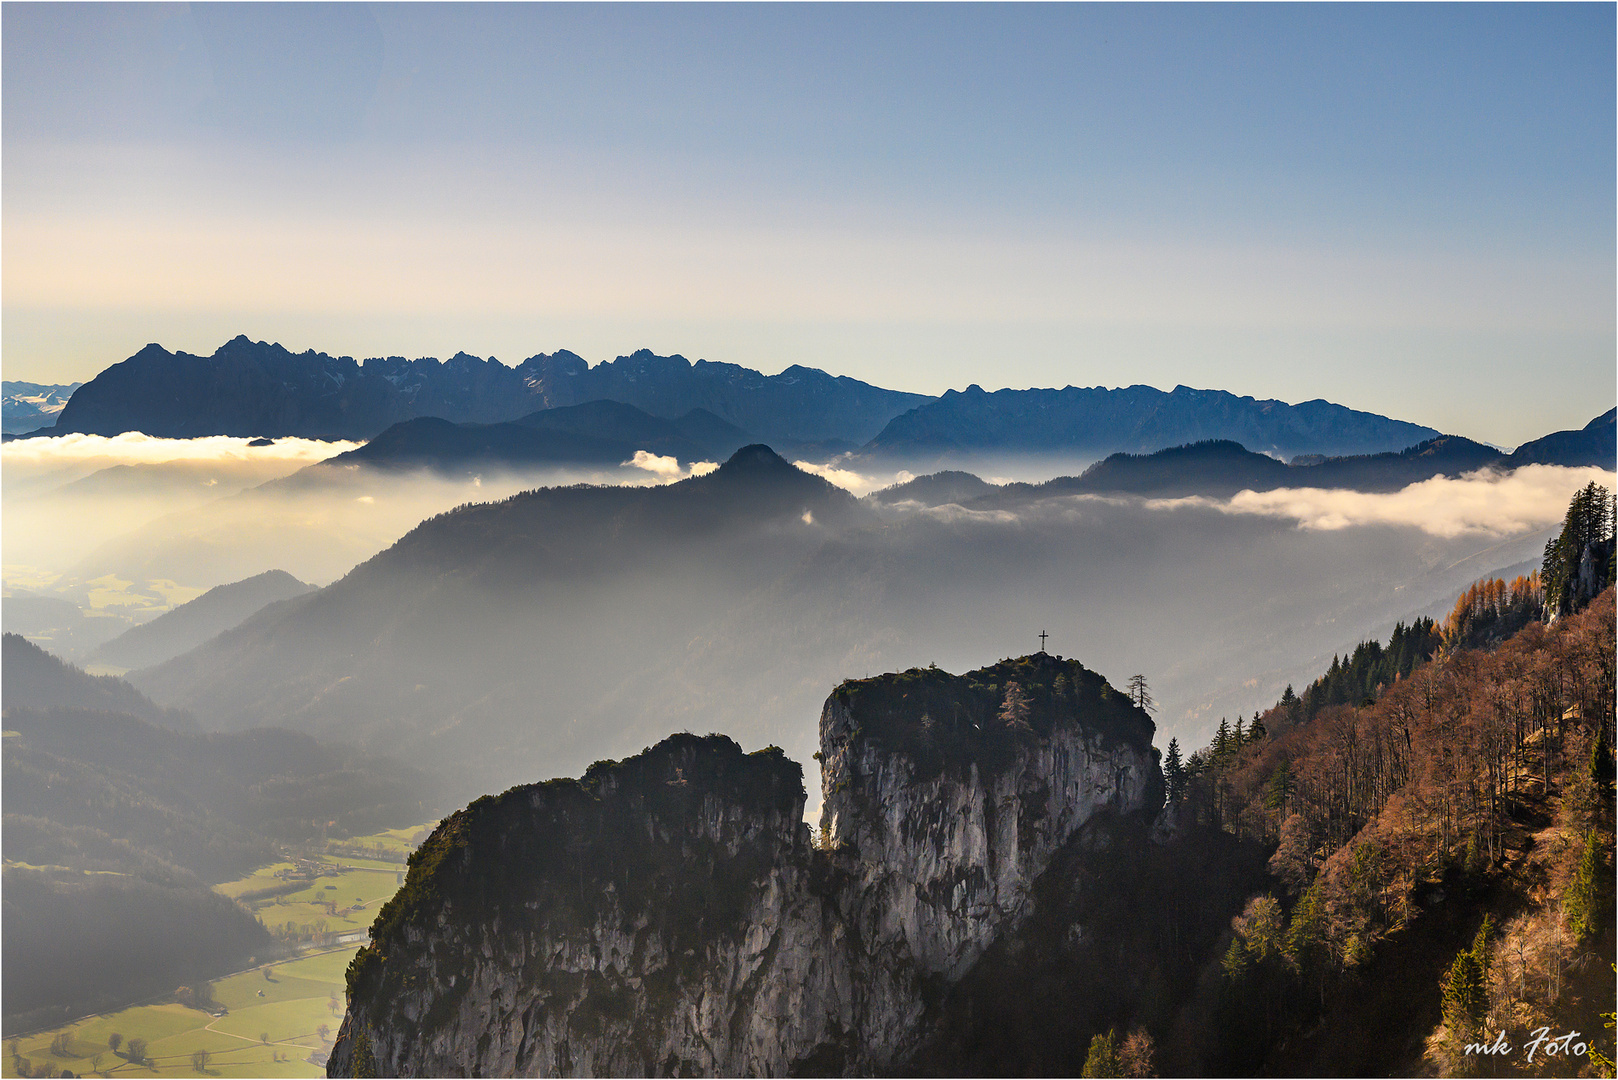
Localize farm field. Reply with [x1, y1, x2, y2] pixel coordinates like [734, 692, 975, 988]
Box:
[2, 948, 350, 1078]
[3, 825, 434, 1078]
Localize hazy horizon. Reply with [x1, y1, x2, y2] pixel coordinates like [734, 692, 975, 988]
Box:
[5, 4, 1614, 447]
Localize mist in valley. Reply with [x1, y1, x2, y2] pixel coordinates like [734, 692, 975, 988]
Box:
[1, 436, 740, 660]
[11, 433, 1599, 817]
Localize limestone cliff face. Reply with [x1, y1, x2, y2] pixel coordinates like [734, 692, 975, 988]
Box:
[329, 655, 1160, 1077]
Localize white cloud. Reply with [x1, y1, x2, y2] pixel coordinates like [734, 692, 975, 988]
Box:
[1, 432, 357, 467]
[689, 461, 720, 477]
[792, 460, 874, 494]
[1176, 465, 1616, 538]
[623, 450, 684, 479]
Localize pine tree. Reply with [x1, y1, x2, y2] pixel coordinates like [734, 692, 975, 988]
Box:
[1544, 482, 1615, 617]
[1591, 721, 1616, 791]
[1118, 1028, 1156, 1078]
[1566, 829, 1608, 941]
[1263, 762, 1293, 814]
[1081, 1029, 1121, 1077]
[1279, 684, 1302, 726]
[1163, 738, 1186, 804]
[1440, 945, 1486, 1040]
[1471, 914, 1494, 985]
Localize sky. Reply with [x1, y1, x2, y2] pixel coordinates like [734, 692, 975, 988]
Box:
[3, 3, 1613, 447]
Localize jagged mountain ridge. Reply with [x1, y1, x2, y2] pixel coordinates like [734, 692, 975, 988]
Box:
[327, 654, 1161, 1076]
[47, 336, 930, 445]
[28, 335, 1489, 466]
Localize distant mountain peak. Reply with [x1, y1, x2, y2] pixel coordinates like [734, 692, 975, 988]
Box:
[721, 443, 792, 470]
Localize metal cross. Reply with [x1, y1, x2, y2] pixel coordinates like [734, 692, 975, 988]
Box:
[1038, 630, 1049, 652]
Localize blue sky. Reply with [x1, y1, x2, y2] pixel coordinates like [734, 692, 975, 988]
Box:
[4, 3, 1612, 444]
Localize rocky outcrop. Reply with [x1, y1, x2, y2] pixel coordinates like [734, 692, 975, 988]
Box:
[328, 655, 1161, 1077]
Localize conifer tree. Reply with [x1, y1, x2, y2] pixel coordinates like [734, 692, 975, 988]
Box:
[1279, 684, 1302, 726]
[1566, 829, 1608, 941]
[1543, 482, 1616, 617]
[1440, 945, 1486, 1040]
[1163, 738, 1186, 804]
[1081, 1029, 1121, 1077]
[1591, 721, 1616, 791]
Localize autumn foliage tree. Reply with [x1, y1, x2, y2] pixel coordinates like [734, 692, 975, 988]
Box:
[1178, 488, 1614, 1069]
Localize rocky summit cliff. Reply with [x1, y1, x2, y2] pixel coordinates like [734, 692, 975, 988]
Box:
[327, 654, 1161, 1077]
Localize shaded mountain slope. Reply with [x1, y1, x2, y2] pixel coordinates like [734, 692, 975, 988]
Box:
[320, 400, 753, 476]
[3, 632, 196, 729]
[4, 704, 433, 878]
[2, 640, 439, 1033]
[126, 433, 1569, 816]
[89, 569, 314, 670]
[872, 469, 1000, 506]
[862, 382, 1441, 462]
[1503, 406, 1616, 470]
[130, 445, 863, 792]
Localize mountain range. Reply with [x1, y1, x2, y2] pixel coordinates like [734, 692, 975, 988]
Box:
[43, 336, 930, 446]
[876, 409, 1616, 505]
[26, 335, 1601, 469]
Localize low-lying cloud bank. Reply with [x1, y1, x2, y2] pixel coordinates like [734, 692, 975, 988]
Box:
[2, 432, 358, 467]
[1170, 464, 1616, 538]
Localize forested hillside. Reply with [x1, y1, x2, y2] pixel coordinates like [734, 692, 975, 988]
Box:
[1152, 484, 1616, 1076]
